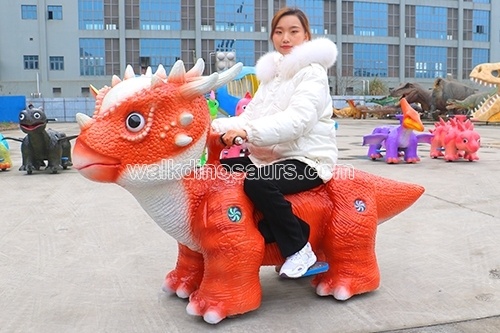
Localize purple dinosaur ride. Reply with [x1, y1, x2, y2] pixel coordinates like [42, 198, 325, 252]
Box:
[363, 98, 433, 164]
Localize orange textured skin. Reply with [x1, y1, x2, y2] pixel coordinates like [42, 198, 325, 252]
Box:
[73, 62, 425, 324]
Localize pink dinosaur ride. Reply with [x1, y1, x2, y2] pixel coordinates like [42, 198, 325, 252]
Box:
[220, 91, 252, 159]
[429, 115, 481, 161]
[72, 60, 425, 324]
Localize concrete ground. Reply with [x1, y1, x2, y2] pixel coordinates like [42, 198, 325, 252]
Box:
[1, 118, 500, 333]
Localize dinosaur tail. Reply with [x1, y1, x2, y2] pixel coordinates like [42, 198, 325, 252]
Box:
[370, 172, 425, 224]
[330, 167, 425, 225]
[3, 137, 24, 143]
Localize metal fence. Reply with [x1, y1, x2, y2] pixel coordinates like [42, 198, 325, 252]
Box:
[27, 97, 95, 122]
[22, 95, 386, 123]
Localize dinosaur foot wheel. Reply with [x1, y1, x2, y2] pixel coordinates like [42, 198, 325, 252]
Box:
[161, 279, 194, 299]
[404, 157, 420, 163]
[312, 275, 380, 301]
[185, 288, 260, 324]
[162, 270, 201, 299]
[186, 292, 228, 324]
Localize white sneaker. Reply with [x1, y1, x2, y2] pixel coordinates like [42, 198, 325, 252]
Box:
[279, 242, 317, 278]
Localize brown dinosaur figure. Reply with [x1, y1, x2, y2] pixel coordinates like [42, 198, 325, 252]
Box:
[72, 60, 425, 324]
[390, 82, 432, 112]
[469, 62, 500, 122]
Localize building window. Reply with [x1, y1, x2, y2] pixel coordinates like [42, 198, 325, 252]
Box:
[78, 0, 104, 30]
[21, 5, 37, 20]
[48, 5, 62, 20]
[354, 2, 388, 37]
[140, 0, 181, 30]
[49, 56, 64, 70]
[24, 55, 39, 70]
[353, 44, 388, 77]
[216, 0, 255, 33]
[415, 6, 447, 39]
[79, 39, 105, 75]
[415, 46, 447, 78]
[53, 87, 62, 94]
[81, 87, 90, 95]
[140, 39, 181, 73]
[472, 48, 489, 68]
[286, 0, 323, 35]
[473, 10, 490, 42]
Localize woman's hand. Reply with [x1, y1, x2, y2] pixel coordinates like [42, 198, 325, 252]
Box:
[221, 129, 247, 147]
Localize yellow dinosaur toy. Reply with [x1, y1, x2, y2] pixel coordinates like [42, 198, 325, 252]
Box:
[332, 100, 367, 119]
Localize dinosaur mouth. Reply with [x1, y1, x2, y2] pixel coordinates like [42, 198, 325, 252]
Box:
[20, 122, 45, 131]
[469, 77, 499, 119]
[73, 139, 121, 183]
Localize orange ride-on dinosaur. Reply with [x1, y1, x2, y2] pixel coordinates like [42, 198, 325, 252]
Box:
[72, 60, 425, 324]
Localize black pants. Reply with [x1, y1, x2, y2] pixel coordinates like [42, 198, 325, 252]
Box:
[221, 157, 323, 258]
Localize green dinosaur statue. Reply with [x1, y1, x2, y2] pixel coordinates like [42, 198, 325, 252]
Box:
[366, 95, 399, 106]
[18, 106, 76, 174]
[446, 90, 495, 113]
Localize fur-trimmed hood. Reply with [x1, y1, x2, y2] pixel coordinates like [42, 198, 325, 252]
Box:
[255, 38, 338, 84]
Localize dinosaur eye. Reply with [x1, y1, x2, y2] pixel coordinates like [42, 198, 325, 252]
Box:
[242, 105, 247, 110]
[463, 138, 468, 144]
[33, 112, 41, 119]
[19, 113, 25, 121]
[126, 112, 145, 132]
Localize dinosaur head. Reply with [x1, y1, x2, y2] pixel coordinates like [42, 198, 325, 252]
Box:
[451, 118, 481, 153]
[469, 62, 500, 121]
[73, 59, 242, 186]
[19, 107, 48, 134]
[235, 92, 252, 116]
[400, 98, 424, 132]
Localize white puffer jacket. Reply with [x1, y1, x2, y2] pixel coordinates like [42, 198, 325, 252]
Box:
[212, 38, 338, 182]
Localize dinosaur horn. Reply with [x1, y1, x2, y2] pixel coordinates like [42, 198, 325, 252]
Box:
[186, 58, 205, 78]
[154, 64, 167, 80]
[76, 113, 95, 130]
[111, 75, 122, 87]
[143, 67, 153, 77]
[180, 73, 219, 100]
[123, 65, 136, 80]
[90, 84, 99, 98]
[168, 60, 187, 83]
[212, 62, 243, 90]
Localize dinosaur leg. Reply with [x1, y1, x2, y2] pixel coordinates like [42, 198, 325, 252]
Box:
[430, 140, 444, 158]
[313, 176, 380, 300]
[19, 143, 35, 174]
[187, 194, 264, 324]
[385, 142, 400, 164]
[403, 138, 420, 163]
[46, 146, 63, 173]
[162, 243, 204, 299]
[464, 152, 479, 161]
[443, 142, 459, 161]
[62, 141, 73, 168]
[367, 144, 383, 160]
